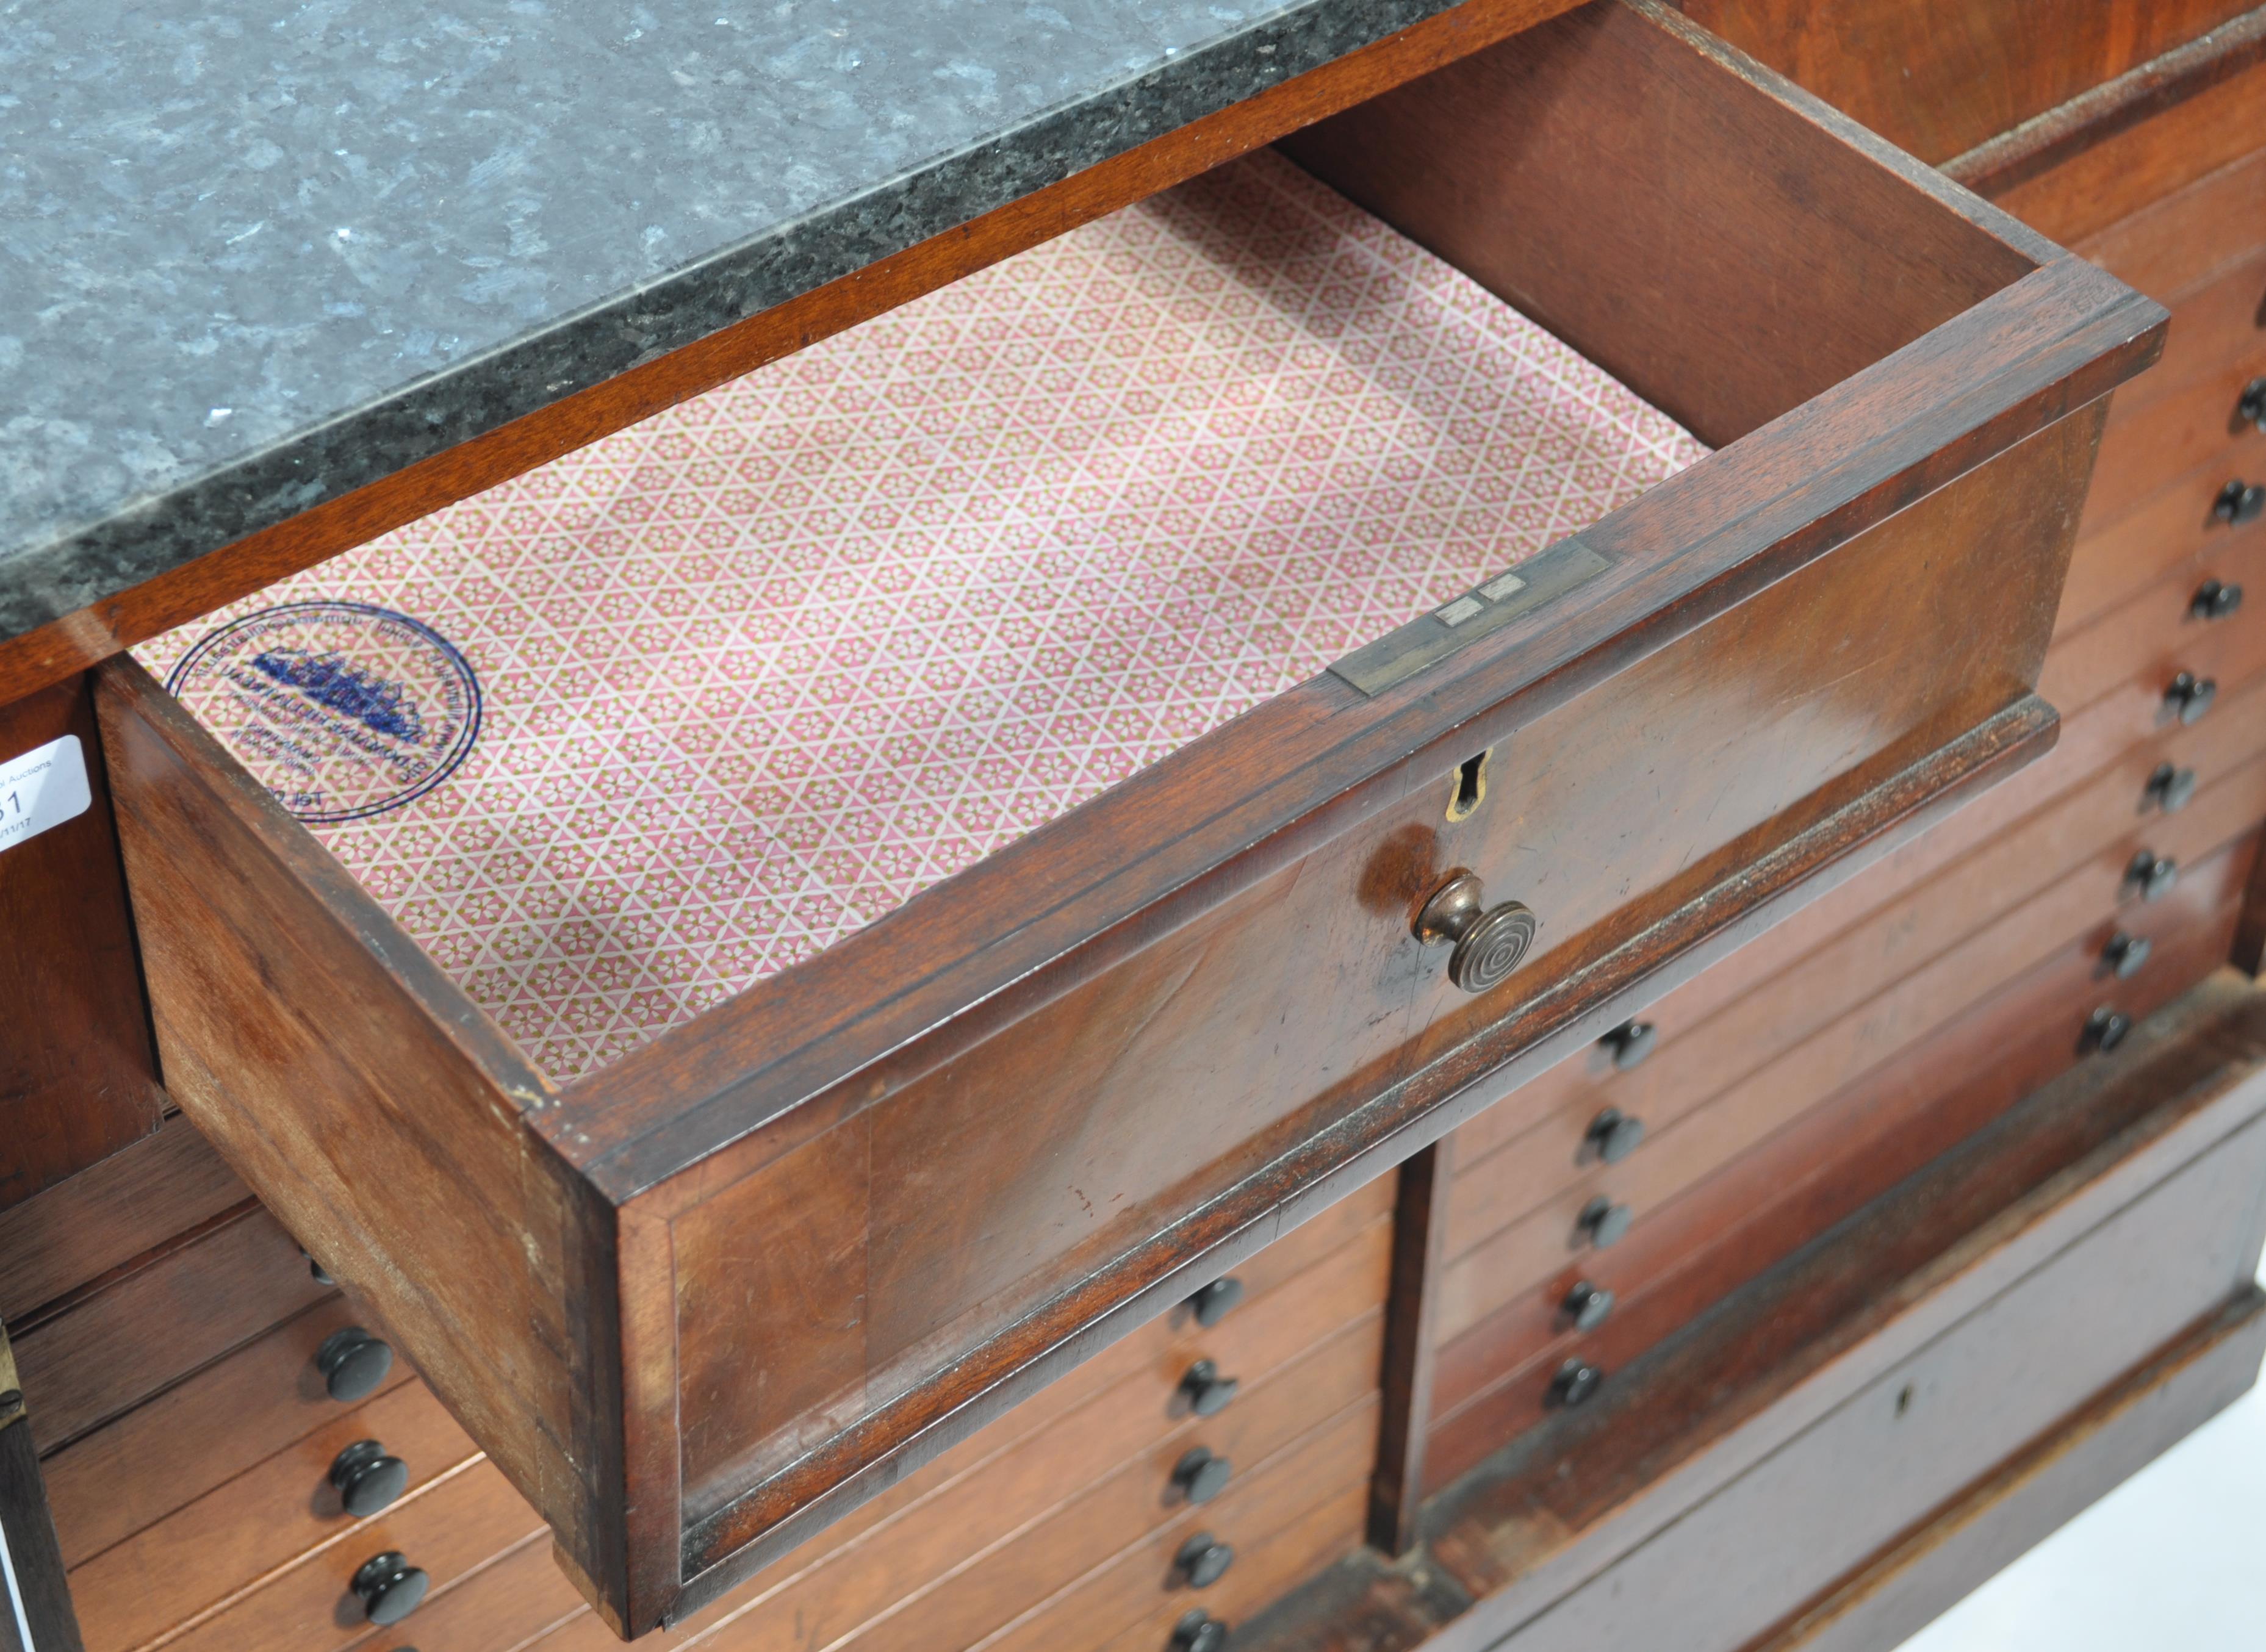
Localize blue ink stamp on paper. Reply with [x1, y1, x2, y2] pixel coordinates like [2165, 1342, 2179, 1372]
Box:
[167, 602, 481, 824]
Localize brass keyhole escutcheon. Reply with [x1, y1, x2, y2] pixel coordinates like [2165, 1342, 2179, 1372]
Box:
[1414, 869, 1538, 993]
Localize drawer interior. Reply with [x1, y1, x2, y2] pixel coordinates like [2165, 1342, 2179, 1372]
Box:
[92, 0, 2165, 1632]
[128, 149, 1711, 1086]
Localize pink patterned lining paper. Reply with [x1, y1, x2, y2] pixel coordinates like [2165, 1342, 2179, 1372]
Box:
[138, 152, 1708, 1086]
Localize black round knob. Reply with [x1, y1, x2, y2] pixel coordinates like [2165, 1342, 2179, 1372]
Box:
[2216, 481, 2265, 525]
[2192, 578, 2245, 621]
[1561, 1280, 1615, 1333]
[351, 1551, 430, 1626]
[2082, 1007, 2132, 1055]
[1185, 1277, 1243, 1329]
[1169, 1609, 1230, 1652]
[1547, 1357, 1605, 1409]
[1584, 1107, 1646, 1165]
[2143, 762, 2198, 814]
[316, 1327, 394, 1404]
[1577, 1196, 1633, 1249]
[1414, 871, 1540, 994]
[329, 1440, 409, 1518]
[2237, 378, 2265, 433]
[1171, 1446, 1232, 1504]
[1179, 1360, 1239, 1418]
[1174, 1532, 1236, 1589]
[2102, 931, 2152, 980]
[2126, 850, 2179, 903]
[2164, 671, 2217, 725]
[1599, 1019, 1657, 1071]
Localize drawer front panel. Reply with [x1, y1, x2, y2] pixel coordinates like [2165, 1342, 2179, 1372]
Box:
[2077, 141, 2266, 304]
[1425, 836, 2251, 1486]
[2041, 525, 2266, 711]
[2081, 348, 2266, 531]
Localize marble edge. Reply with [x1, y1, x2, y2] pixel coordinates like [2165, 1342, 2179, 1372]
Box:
[0, 0, 1466, 650]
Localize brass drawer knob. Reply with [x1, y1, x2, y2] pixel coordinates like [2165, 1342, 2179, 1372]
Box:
[1584, 1107, 1646, 1164]
[329, 1440, 409, 1518]
[1562, 1279, 1616, 1332]
[1170, 1610, 1230, 1652]
[1171, 1446, 1232, 1504]
[2192, 577, 2245, 620]
[2216, 480, 2265, 525]
[1415, 871, 1539, 993]
[1174, 1531, 1236, 1589]
[1184, 1277, 1243, 1328]
[2102, 932, 2152, 980]
[1577, 1196, 1633, 1249]
[2125, 850, 2178, 903]
[351, 1551, 430, 1625]
[1600, 1019, 1657, 1070]
[2163, 670, 2217, 725]
[2143, 762, 2197, 814]
[1547, 1357, 1605, 1409]
[2238, 378, 2265, 433]
[316, 1327, 394, 1404]
[2082, 1007, 2132, 1055]
[1179, 1360, 1239, 1418]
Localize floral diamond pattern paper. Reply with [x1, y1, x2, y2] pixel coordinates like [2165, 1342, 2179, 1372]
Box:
[138, 151, 1708, 1086]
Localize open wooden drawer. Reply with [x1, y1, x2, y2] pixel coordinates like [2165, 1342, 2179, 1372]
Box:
[88, 1, 2164, 1635]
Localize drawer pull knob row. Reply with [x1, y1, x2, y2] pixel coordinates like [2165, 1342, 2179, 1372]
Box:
[2163, 671, 2217, 724]
[1174, 1532, 1236, 1589]
[1171, 1446, 1233, 1504]
[2083, 1007, 2132, 1055]
[316, 1327, 394, 1403]
[351, 1551, 430, 1625]
[1414, 871, 1539, 994]
[1170, 1609, 1231, 1652]
[2102, 932, 2153, 980]
[1185, 1277, 1243, 1328]
[1562, 1279, 1616, 1332]
[2143, 763, 2198, 814]
[1547, 1357, 1605, 1409]
[2217, 481, 2265, 525]
[2192, 578, 2245, 621]
[1179, 1360, 1239, 1417]
[2239, 378, 2266, 433]
[1577, 1196, 1633, 1249]
[1599, 1019, 1657, 1071]
[329, 1440, 409, 1517]
[2126, 851, 2179, 903]
[1584, 1107, 1646, 1164]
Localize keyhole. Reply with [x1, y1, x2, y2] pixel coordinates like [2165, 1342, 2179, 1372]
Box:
[1894, 1384, 1915, 1418]
[1446, 749, 1491, 823]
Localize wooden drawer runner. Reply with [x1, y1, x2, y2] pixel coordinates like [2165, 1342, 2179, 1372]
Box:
[1236, 971, 2266, 1652]
[91, 3, 2160, 1627]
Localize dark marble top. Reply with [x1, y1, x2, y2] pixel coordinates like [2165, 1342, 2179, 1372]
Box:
[0, 0, 1466, 647]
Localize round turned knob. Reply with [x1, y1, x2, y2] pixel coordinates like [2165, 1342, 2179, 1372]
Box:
[2216, 481, 2265, 525]
[2083, 1007, 2132, 1056]
[1168, 1609, 1230, 1652]
[2102, 931, 2153, 980]
[351, 1551, 430, 1626]
[1174, 1531, 1236, 1589]
[2143, 762, 2198, 814]
[1171, 1446, 1232, 1504]
[1584, 1107, 1646, 1165]
[316, 1327, 394, 1404]
[1599, 1019, 1657, 1071]
[1561, 1279, 1616, 1334]
[329, 1440, 409, 1518]
[1179, 1360, 1239, 1418]
[2238, 378, 2266, 433]
[1576, 1196, 1633, 1250]
[1185, 1277, 1243, 1329]
[1414, 871, 1539, 994]
[2126, 850, 2179, 903]
[2192, 577, 2246, 621]
[1547, 1357, 1605, 1409]
[2164, 671, 2217, 725]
